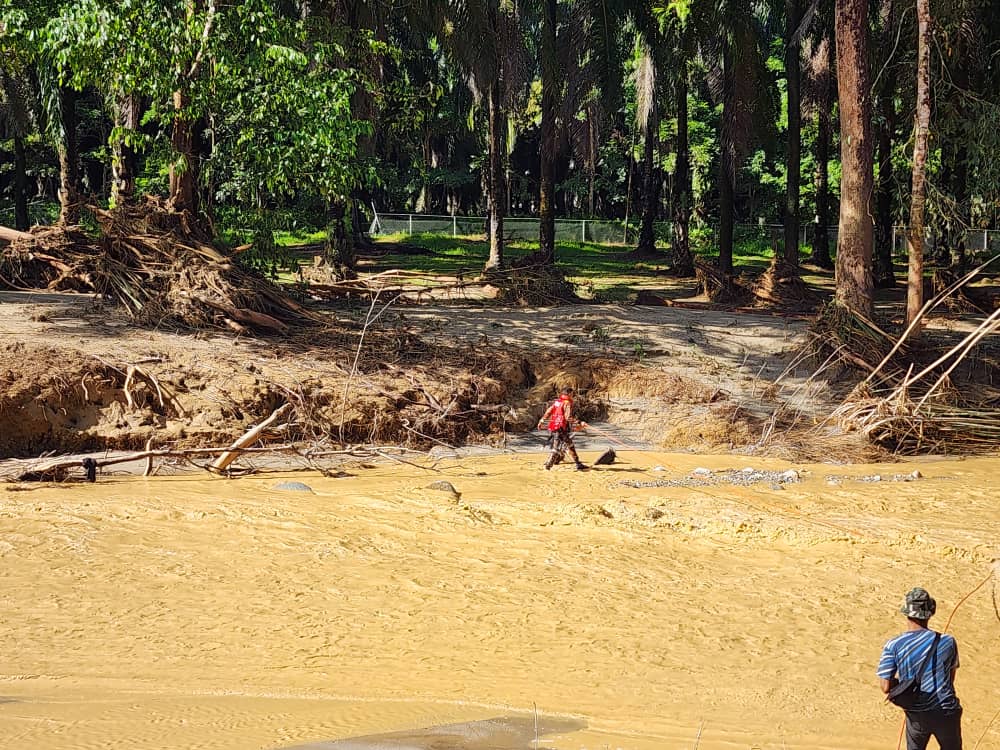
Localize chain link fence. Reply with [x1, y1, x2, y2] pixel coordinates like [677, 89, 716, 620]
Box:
[370, 212, 643, 244]
[369, 212, 1000, 256]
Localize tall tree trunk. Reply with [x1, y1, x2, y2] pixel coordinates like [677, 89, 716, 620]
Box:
[111, 93, 141, 207]
[719, 41, 736, 275]
[326, 200, 357, 278]
[874, 0, 897, 287]
[834, 0, 875, 316]
[783, 0, 801, 266]
[672, 69, 694, 276]
[636, 98, 660, 256]
[169, 90, 197, 213]
[57, 86, 80, 226]
[950, 145, 969, 268]
[809, 35, 834, 269]
[485, 79, 506, 271]
[587, 105, 596, 217]
[905, 0, 931, 328]
[13, 132, 29, 230]
[538, 0, 557, 263]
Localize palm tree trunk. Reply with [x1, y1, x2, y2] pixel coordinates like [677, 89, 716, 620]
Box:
[57, 86, 80, 226]
[538, 0, 557, 263]
[587, 106, 596, 217]
[719, 41, 736, 275]
[949, 147, 969, 269]
[111, 93, 142, 207]
[809, 35, 834, 269]
[636, 98, 660, 256]
[671, 69, 694, 276]
[485, 79, 506, 271]
[834, 0, 875, 316]
[874, 0, 897, 287]
[169, 89, 197, 213]
[783, 0, 801, 266]
[13, 132, 29, 230]
[905, 0, 932, 328]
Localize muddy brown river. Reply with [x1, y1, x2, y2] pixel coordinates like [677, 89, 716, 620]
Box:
[1, 452, 998, 749]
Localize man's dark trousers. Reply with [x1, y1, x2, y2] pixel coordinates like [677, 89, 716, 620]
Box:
[905, 708, 962, 750]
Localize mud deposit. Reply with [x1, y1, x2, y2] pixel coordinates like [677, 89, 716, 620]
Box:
[2, 452, 998, 749]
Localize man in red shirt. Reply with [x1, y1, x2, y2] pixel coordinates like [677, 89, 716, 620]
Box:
[537, 386, 589, 471]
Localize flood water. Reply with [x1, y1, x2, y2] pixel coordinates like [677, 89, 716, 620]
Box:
[1, 452, 998, 749]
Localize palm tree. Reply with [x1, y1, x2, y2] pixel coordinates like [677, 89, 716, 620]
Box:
[418, 0, 530, 271]
[833, 0, 874, 316]
[633, 39, 661, 257]
[708, 2, 777, 275]
[804, 31, 835, 269]
[538, 0, 558, 263]
[783, 0, 802, 266]
[904, 0, 931, 328]
[873, 0, 897, 286]
[0, 67, 34, 230]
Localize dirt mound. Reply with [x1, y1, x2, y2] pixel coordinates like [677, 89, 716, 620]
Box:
[0, 197, 317, 334]
[0, 343, 148, 455]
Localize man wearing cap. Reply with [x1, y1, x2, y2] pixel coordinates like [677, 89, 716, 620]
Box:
[877, 587, 962, 750]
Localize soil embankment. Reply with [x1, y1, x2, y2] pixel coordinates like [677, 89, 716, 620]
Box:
[0, 291, 855, 466]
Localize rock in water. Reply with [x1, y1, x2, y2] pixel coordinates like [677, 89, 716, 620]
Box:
[593, 449, 616, 466]
[426, 480, 461, 499]
[273, 481, 314, 492]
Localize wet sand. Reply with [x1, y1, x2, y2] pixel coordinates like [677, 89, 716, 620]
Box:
[1, 452, 998, 749]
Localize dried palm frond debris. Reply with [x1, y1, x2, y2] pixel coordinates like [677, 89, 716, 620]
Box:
[0, 197, 320, 334]
[822, 256, 1000, 454]
[490, 253, 579, 305]
[695, 259, 753, 305]
[752, 257, 820, 311]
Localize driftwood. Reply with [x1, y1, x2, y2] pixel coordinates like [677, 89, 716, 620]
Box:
[0, 441, 430, 483]
[0, 225, 32, 244]
[210, 403, 293, 473]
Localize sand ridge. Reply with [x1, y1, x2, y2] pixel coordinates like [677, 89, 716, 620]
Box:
[1, 452, 998, 749]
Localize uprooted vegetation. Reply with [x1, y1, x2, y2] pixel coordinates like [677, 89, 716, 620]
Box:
[810, 295, 1000, 454]
[0, 198, 316, 334]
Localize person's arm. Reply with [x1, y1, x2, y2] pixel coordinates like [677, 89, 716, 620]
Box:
[876, 643, 897, 695]
[537, 405, 553, 429]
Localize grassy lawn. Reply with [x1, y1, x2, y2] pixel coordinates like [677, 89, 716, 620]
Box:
[271, 230, 840, 302]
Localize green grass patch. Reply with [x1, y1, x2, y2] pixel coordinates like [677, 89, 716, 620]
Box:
[274, 228, 327, 246]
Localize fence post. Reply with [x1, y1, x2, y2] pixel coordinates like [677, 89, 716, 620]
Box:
[453, 215, 457, 237]
[581, 220, 586, 242]
[985, 230, 989, 251]
[892, 226, 897, 254]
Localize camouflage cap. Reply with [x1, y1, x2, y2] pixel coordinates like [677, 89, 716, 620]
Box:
[900, 587, 936, 619]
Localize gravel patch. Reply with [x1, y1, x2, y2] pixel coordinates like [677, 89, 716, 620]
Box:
[619, 467, 803, 489]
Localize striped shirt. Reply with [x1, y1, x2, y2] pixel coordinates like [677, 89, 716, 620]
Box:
[877, 629, 961, 712]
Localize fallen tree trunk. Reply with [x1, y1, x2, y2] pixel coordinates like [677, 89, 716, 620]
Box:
[0, 225, 33, 244]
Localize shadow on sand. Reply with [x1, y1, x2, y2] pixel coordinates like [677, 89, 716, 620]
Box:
[281, 714, 586, 750]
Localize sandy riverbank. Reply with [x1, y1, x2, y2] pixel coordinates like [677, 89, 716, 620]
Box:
[2, 451, 998, 749]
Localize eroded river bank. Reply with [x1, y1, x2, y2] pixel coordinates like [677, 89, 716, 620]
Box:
[2, 452, 998, 749]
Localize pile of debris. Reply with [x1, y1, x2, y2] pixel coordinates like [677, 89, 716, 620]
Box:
[0, 197, 319, 335]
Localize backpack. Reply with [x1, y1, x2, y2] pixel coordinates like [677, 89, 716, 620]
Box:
[547, 397, 569, 431]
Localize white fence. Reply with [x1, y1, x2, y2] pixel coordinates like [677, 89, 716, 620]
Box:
[369, 212, 1000, 254]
